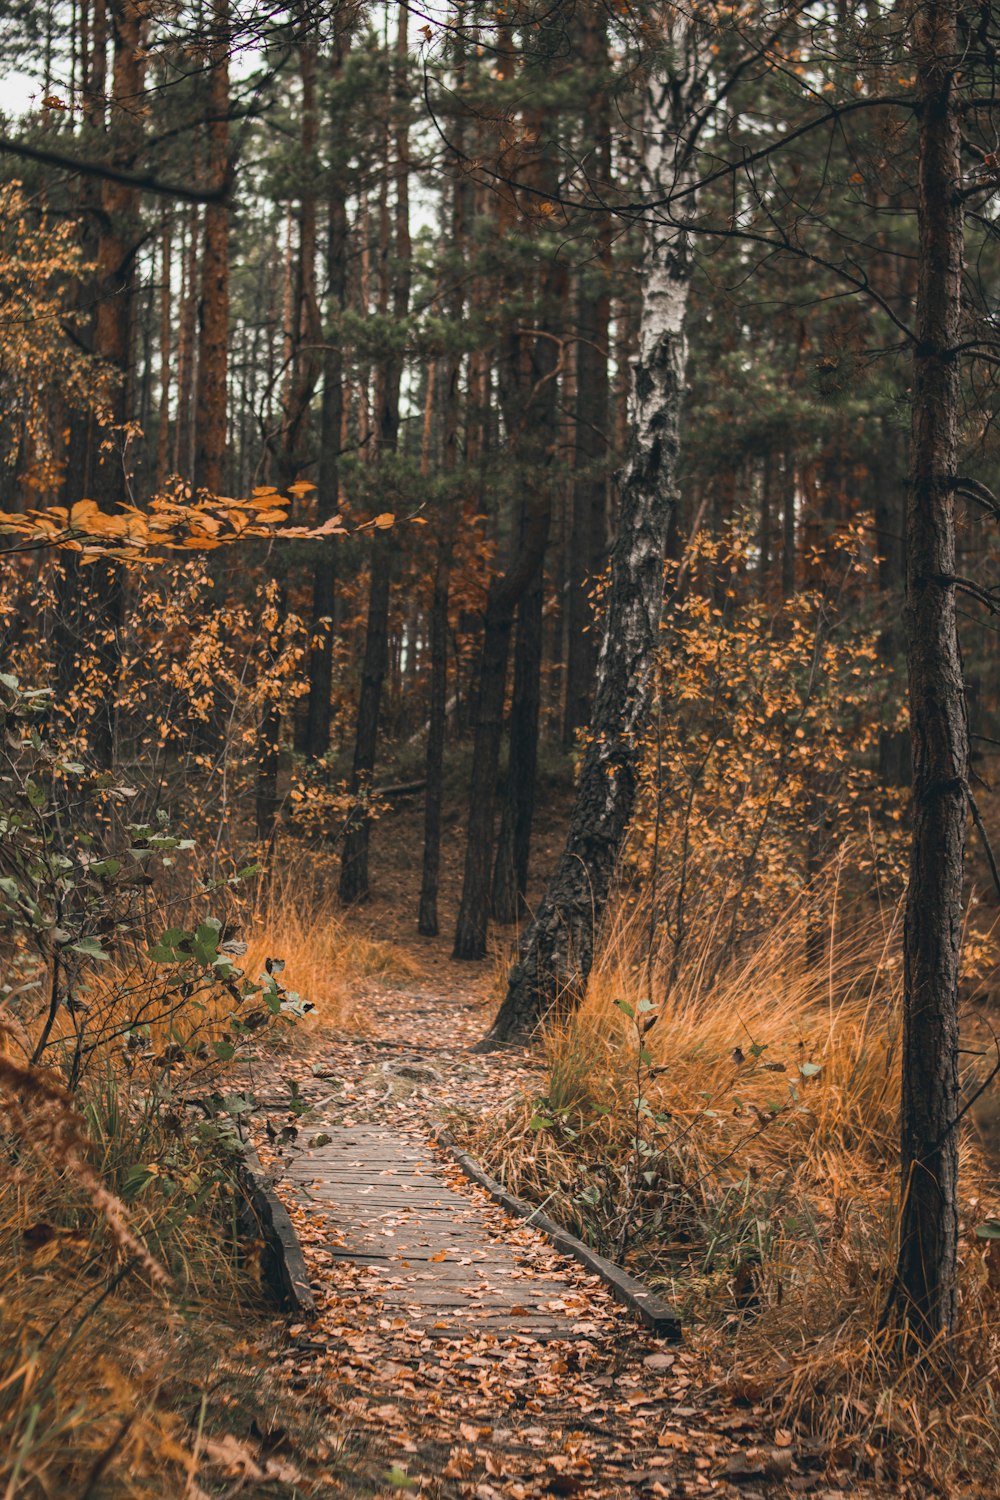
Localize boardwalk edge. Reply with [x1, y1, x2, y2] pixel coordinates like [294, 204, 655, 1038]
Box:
[237, 1139, 317, 1316]
[432, 1127, 683, 1342]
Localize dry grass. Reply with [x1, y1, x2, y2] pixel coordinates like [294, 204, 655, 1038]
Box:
[465, 888, 1000, 1492]
[0, 860, 413, 1497]
[243, 862, 422, 1034]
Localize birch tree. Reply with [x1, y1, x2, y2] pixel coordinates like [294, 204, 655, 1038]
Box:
[482, 12, 704, 1043]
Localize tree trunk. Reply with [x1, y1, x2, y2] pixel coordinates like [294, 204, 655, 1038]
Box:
[340, 542, 392, 902]
[255, 15, 321, 845]
[339, 7, 411, 903]
[492, 569, 543, 922]
[453, 578, 518, 958]
[564, 2, 611, 745]
[481, 52, 694, 1042]
[885, 0, 965, 1346]
[155, 214, 172, 489]
[418, 553, 449, 936]
[193, 0, 230, 495]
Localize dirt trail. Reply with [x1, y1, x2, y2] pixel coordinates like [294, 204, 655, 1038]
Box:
[251, 982, 857, 1500]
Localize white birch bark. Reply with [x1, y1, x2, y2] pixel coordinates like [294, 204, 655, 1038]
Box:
[484, 24, 702, 1044]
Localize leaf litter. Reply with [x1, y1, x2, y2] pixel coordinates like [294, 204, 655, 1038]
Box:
[247, 976, 895, 1498]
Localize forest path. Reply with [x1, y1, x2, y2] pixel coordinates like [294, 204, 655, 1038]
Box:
[256, 982, 813, 1499]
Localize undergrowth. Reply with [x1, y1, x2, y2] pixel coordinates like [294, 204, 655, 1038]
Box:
[0, 673, 399, 1495]
[462, 891, 1000, 1492]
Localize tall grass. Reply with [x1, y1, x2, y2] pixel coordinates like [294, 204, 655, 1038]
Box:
[243, 862, 421, 1034]
[0, 858, 402, 1496]
[464, 884, 1000, 1488]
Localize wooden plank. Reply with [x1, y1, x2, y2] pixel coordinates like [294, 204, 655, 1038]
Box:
[237, 1141, 316, 1317]
[433, 1129, 682, 1341]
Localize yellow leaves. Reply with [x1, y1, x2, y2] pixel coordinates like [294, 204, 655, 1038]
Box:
[0, 485, 345, 561]
[373, 512, 396, 530]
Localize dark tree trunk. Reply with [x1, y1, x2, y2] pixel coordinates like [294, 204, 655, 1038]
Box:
[564, 3, 611, 746]
[418, 554, 449, 936]
[255, 16, 321, 847]
[82, 0, 142, 767]
[193, 0, 230, 495]
[302, 40, 349, 760]
[339, 8, 411, 902]
[452, 578, 518, 958]
[453, 337, 555, 958]
[339, 541, 391, 903]
[885, 0, 965, 1346]
[492, 569, 543, 922]
[481, 59, 693, 1042]
[781, 454, 796, 600]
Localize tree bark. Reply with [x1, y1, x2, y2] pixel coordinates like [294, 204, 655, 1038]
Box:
[885, 0, 965, 1346]
[481, 49, 695, 1041]
[417, 552, 450, 935]
[255, 15, 321, 845]
[452, 495, 552, 958]
[193, 0, 230, 496]
[339, 7, 411, 903]
[492, 568, 543, 922]
[564, 2, 611, 745]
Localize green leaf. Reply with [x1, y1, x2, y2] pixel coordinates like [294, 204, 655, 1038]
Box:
[70, 935, 110, 961]
[527, 1113, 553, 1131]
[383, 1467, 418, 1491]
[614, 999, 635, 1021]
[975, 1222, 1000, 1240]
[799, 1061, 822, 1078]
[148, 927, 191, 963]
[192, 918, 222, 965]
[212, 1041, 236, 1061]
[639, 1046, 653, 1066]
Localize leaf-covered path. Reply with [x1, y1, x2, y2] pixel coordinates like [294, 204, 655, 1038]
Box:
[254, 983, 849, 1499]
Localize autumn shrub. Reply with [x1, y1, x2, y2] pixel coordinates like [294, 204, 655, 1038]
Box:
[0, 671, 320, 1494]
[626, 515, 909, 992]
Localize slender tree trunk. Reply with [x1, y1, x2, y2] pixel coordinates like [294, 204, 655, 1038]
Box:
[492, 567, 543, 921]
[564, 2, 611, 745]
[885, 0, 965, 1346]
[193, 0, 230, 495]
[303, 58, 349, 757]
[156, 215, 172, 489]
[481, 48, 696, 1041]
[256, 16, 322, 844]
[418, 552, 450, 935]
[339, 8, 411, 902]
[89, 0, 144, 767]
[340, 543, 391, 901]
[781, 453, 796, 599]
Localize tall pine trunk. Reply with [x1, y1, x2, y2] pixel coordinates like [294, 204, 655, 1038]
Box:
[564, 2, 611, 745]
[193, 0, 230, 495]
[303, 39, 350, 759]
[885, 0, 966, 1346]
[340, 7, 411, 903]
[482, 44, 696, 1042]
[256, 15, 321, 845]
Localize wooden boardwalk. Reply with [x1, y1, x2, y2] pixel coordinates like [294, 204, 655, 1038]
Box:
[283, 1125, 600, 1342]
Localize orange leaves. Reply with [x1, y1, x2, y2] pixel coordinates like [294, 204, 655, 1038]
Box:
[0, 487, 346, 561]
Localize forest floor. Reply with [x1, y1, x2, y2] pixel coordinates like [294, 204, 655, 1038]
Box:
[224, 776, 914, 1500]
[251, 969, 875, 1500]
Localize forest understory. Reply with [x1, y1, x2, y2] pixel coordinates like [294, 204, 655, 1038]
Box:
[5, 0, 1000, 1492]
